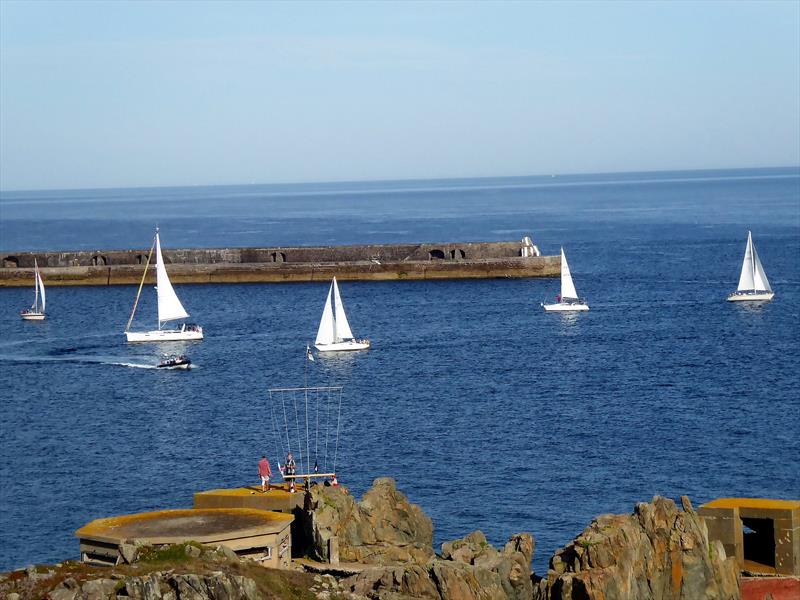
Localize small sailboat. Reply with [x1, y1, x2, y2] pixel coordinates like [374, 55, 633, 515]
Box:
[20, 259, 46, 321]
[727, 231, 774, 302]
[542, 248, 589, 312]
[315, 277, 370, 352]
[125, 229, 203, 342]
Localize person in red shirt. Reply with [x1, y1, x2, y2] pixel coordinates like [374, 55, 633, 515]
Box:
[258, 455, 272, 492]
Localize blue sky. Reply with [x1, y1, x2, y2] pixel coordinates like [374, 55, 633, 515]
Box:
[1, 0, 798, 190]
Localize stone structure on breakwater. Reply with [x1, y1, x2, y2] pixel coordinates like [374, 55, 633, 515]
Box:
[0, 238, 559, 286]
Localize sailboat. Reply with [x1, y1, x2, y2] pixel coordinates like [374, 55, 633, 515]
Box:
[541, 248, 589, 312]
[125, 229, 203, 342]
[20, 259, 46, 321]
[315, 277, 370, 352]
[727, 231, 774, 302]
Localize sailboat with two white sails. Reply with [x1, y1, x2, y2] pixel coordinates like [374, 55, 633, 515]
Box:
[541, 248, 589, 312]
[125, 229, 203, 342]
[20, 259, 46, 321]
[727, 231, 774, 302]
[315, 277, 370, 352]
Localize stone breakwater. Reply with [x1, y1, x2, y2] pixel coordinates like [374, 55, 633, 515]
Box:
[0, 241, 559, 286]
[1, 478, 741, 600]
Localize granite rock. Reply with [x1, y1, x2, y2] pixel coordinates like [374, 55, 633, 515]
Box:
[533, 495, 740, 600]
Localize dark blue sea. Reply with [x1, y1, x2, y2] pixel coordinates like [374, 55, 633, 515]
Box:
[1, 168, 799, 574]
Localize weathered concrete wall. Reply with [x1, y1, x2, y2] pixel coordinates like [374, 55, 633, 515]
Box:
[0, 241, 560, 286]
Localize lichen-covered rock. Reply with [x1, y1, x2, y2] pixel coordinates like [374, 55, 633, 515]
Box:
[533, 495, 739, 600]
[342, 532, 534, 600]
[308, 478, 435, 565]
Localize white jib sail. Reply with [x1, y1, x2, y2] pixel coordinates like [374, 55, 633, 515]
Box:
[36, 264, 46, 313]
[32, 259, 40, 311]
[737, 232, 756, 292]
[560, 248, 579, 300]
[751, 240, 771, 292]
[316, 282, 336, 345]
[332, 277, 354, 340]
[155, 232, 189, 326]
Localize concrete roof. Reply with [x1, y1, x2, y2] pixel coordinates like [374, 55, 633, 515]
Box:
[75, 508, 293, 545]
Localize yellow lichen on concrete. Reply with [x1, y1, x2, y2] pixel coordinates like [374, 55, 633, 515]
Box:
[702, 498, 800, 510]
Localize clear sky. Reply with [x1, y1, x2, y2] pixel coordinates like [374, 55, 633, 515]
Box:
[0, 0, 798, 191]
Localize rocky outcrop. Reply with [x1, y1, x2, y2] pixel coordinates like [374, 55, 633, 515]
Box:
[306, 478, 435, 565]
[533, 496, 740, 600]
[342, 530, 534, 600]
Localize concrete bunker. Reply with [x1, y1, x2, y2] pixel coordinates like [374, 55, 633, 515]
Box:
[271, 252, 286, 263]
[700, 498, 800, 575]
[428, 249, 445, 260]
[3, 256, 19, 268]
[450, 249, 466, 260]
[76, 507, 293, 569]
[91, 254, 108, 266]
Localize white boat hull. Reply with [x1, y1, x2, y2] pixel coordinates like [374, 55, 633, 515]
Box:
[727, 291, 774, 302]
[125, 327, 204, 342]
[20, 312, 46, 321]
[315, 340, 371, 352]
[542, 302, 589, 312]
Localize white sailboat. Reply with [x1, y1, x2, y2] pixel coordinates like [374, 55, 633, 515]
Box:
[315, 277, 370, 352]
[20, 259, 46, 321]
[125, 230, 203, 342]
[542, 248, 589, 312]
[727, 231, 774, 302]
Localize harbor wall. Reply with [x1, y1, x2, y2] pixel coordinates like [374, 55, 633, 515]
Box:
[0, 240, 560, 286]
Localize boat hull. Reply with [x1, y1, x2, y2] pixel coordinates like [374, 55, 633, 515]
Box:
[315, 340, 371, 352]
[542, 302, 589, 312]
[125, 327, 204, 342]
[20, 312, 45, 321]
[157, 362, 191, 370]
[727, 291, 774, 302]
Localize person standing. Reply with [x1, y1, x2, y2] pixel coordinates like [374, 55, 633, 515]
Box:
[285, 451, 296, 493]
[258, 454, 272, 492]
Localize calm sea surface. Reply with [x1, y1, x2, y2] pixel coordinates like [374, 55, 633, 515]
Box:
[1, 168, 799, 573]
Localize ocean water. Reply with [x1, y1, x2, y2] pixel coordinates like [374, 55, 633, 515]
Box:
[0, 168, 798, 573]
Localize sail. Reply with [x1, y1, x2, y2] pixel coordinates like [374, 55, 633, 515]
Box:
[155, 232, 189, 326]
[36, 265, 46, 313]
[332, 277, 354, 340]
[316, 283, 336, 345]
[751, 239, 771, 292]
[560, 248, 579, 300]
[32, 259, 40, 311]
[736, 232, 755, 292]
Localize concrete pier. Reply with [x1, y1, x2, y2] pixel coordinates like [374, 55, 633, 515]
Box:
[0, 239, 559, 286]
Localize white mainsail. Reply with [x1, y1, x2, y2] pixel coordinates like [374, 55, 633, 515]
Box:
[737, 231, 772, 292]
[36, 262, 46, 313]
[155, 232, 189, 327]
[560, 248, 579, 300]
[316, 283, 336, 345]
[332, 277, 354, 340]
[737, 232, 755, 291]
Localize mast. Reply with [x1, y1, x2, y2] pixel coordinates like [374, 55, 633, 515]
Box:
[126, 235, 156, 332]
[32, 259, 39, 312]
[749, 231, 755, 291]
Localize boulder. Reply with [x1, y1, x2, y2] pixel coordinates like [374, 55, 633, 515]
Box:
[307, 478, 435, 565]
[533, 495, 739, 600]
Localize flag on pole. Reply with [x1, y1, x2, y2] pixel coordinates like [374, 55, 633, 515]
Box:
[306, 344, 315, 361]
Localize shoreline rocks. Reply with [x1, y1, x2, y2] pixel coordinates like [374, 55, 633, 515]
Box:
[1, 480, 742, 600]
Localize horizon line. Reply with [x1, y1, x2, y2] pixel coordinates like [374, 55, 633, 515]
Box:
[1, 164, 798, 195]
